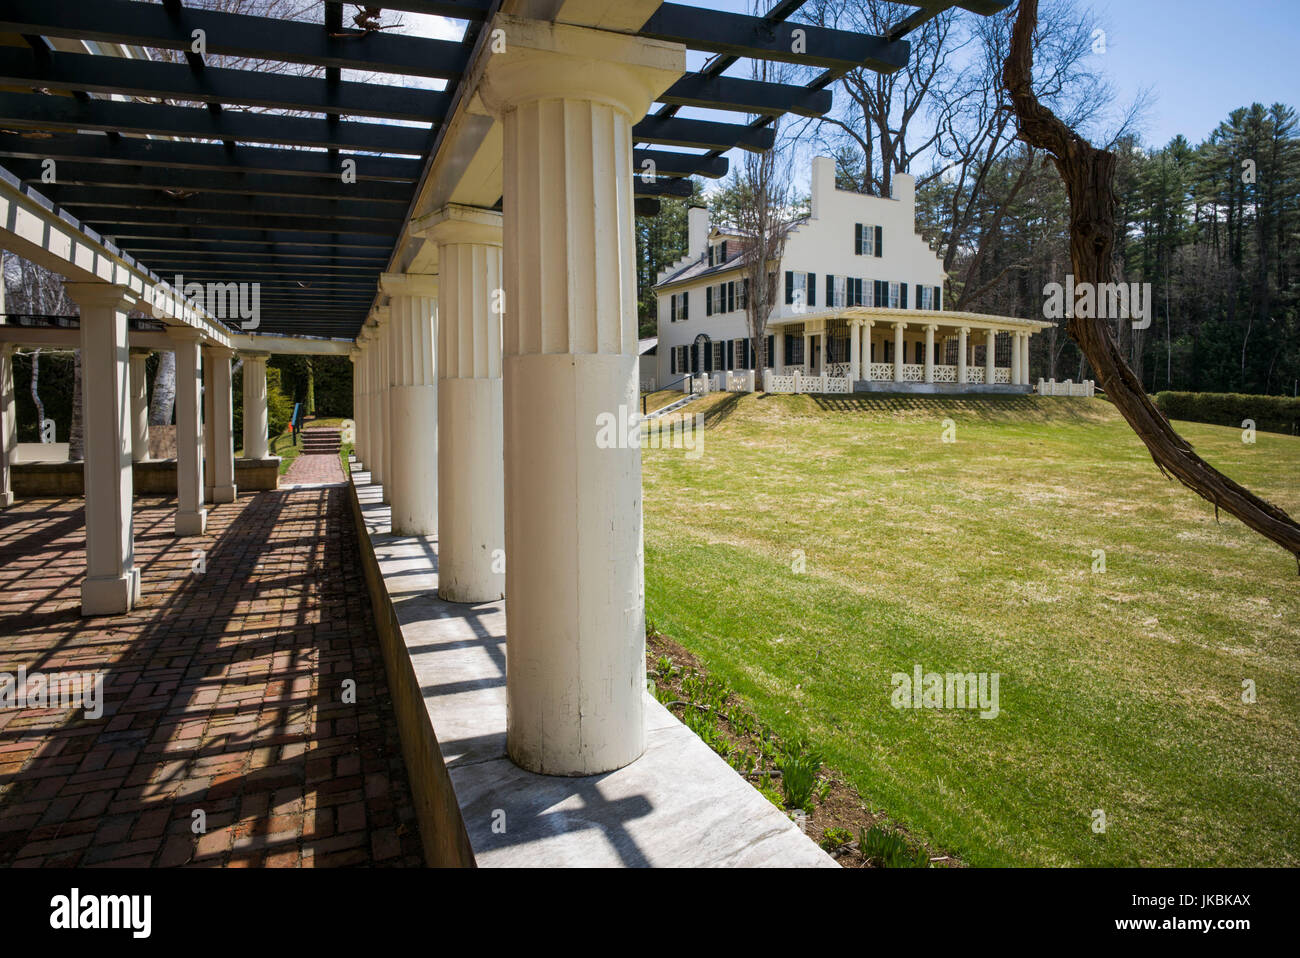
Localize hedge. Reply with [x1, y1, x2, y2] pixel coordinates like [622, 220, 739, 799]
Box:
[1155, 391, 1300, 436]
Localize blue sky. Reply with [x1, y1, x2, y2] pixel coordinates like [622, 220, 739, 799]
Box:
[1091, 0, 1300, 146]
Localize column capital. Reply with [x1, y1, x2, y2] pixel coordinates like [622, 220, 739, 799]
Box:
[65, 283, 138, 312]
[239, 349, 271, 362]
[370, 307, 391, 327]
[959, 326, 971, 335]
[412, 204, 503, 247]
[203, 343, 235, 358]
[893, 321, 907, 330]
[129, 347, 153, 358]
[471, 14, 684, 121]
[925, 323, 939, 332]
[379, 273, 439, 300]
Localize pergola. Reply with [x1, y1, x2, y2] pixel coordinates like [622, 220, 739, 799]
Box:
[0, 0, 1011, 862]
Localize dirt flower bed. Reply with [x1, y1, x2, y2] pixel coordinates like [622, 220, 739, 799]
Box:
[646, 628, 959, 868]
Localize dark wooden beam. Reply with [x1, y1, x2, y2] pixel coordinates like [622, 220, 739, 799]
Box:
[0, 0, 470, 79]
[659, 73, 831, 118]
[633, 116, 775, 153]
[323, 0, 491, 20]
[79, 207, 401, 236]
[632, 149, 728, 179]
[639, 3, 910, 74]
[46, 186, 405, 224]
[633, 178, 693, 199]
[0, 93, 432, 155]
[0, 48, 449, 124]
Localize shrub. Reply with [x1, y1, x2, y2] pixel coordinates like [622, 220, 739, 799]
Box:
[857, 826, 929, 868]
[266, 367, 294, 440]
[1155, 391, 1300, 436]
[777, 740, 823, 812]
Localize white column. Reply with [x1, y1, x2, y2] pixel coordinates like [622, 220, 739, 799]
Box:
[1011, 331, 1022, 386]
[1, 343, 15, 508]
[378, 274, 438, 536]
[848, 321, 860, 381]
[985, 329, 996, 384]
[861, 322, 873, 380]
[773, 327, 785, 375]
[376, 309, 393, 502]
[170, 331, 207, 536]
[481, 16, 683, 776]
[353, 337, 368, 467]
[958, 327, 969, 384]
[129, 349, 151, 462]
[893, 322, 906, 382]
[202, 351, 215, 502]
[1021, 332, 1031, 385]
[1, 344, 15, 508]
[924, 324, 936, 384]
[206, 346, 236, 502]
[66, 284, 140, 615]
[240, 350, 270, 460]
[416, 206, 506, 603]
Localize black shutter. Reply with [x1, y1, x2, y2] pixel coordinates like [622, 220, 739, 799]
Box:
[826, 274, 834, 306]
[742, 277, 750, 309]
[854, 222, 863, 255]
[728, 282, 735, 313]
[683, 291, 689, 320]
[934, 286, 942, 311]
[874, 225, 883, 257]
[807, 273, 816, 307]
[721, 241, 728, 262]
[706, 286, 713, 316]
[901, 283, 908, 309]
[785, 271, 794, 305]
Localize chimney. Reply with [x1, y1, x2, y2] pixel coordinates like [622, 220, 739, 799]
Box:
[892, 172, 916, 208]
[687, 206, 710, 260]
[809, 155, 836, 220]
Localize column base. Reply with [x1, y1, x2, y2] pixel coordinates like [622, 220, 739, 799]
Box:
[438, 377, 505, 605]
[81, 568, 141, 616]
[213, 484, 237, 504]
[388, 383, 437, 536]
[0, 491, 13, 508]
[176, 508, 207, 536]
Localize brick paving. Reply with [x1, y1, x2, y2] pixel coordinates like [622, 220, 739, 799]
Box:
[284, 428, 346, 486]
[0, 488, 423, 867]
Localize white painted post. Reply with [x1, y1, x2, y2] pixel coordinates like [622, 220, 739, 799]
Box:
[241, 350, 271, 460]
[773, 327, 785, 375]
[1022, 331, 1032, 385]
[169, 330, 206, 537]
[416, 206, 507, 602]
[208, 345, 237, 503]
[1010, 331, 1022, 386]
[985, 329, 996, 385]
[861, 322, 873, 381]
[1, 343, 14, 508]
[379, 274, 439, 536]
[67, 284, 140, 614]
[202, 349, 216, 503]
[924, 324, 936, 384]
[481, 17, 683, 775]
[129, 349, 151, 462]
[374, 307, 392, 501]
[849, 320, 861, 381]
[958, 327, 969, 385]
[893, 322, 905, 382]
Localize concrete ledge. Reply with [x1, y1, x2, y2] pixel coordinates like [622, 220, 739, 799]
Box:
[854, 381, 1032, 395]
[10, 456, 280, 497]
[345, 456, 836, 869]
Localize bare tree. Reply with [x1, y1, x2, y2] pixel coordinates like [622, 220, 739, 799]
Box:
[1004, 0, 1300, 566]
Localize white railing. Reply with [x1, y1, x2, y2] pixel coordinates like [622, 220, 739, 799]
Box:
[640, 379, 656, 392]
[993, 368, 1011, 384]
[826, 362, 853, 378]
[968, 367, 985, 384]
[901, 364, 924, 382]
[762, 370, 854, 395]
[690, 374, 710, 395]
[726, 370, 755, 392]
[1037, 378, 1095, 397]
[869, 363, 892, 381]
[933, 364, 957, 383]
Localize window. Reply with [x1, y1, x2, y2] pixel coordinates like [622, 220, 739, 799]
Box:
[826, 274, 847, 309]
[738, 278, 749, 311]
[888, 282, 901, 309]
[919, 285, 934, 310]
[672, 291, 688, 321]
[785, 270, 808, 308]
[854, 223, 883, 257]
[712, 342, 723, 371]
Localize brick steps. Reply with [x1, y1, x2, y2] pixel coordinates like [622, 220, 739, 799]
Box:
[299, 427, 341, 454]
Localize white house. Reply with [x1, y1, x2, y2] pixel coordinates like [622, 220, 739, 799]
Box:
[653, 156, 1053, 393]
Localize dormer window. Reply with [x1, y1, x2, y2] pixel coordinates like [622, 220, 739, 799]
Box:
[707, 240, 729, 267]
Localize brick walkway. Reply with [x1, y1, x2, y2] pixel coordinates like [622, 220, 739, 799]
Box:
[284, 440, 346, 486]
[0, 489, 423, 867]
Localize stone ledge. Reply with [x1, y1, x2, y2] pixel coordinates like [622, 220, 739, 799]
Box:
[345, 455, 837, 869]
[10, 456, 281, 496]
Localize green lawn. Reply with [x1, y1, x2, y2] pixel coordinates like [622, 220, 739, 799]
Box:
[642, 393, 1300, 867]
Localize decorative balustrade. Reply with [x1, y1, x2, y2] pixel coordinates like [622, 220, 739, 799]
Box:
[967, 367, 985, 384]
[1037, 378, 1095, 397]
[640, 380, 656, 392]
[825, 362, 853, 378]
[993, 368, 1010, 384]
[901, 364, 924, 382]
[762, 371, 853, 395]
[869, 363, 893, 380]
[824, 376, 851, 393]
[933, 364, 957, 383]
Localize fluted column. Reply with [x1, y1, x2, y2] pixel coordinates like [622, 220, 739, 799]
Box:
[415, 205, 506, 603]
[66, 283, 140, 615]
[204, 345, 236, 502]
[985, 329, 996, 384]
[170, 330, 207, 537]
[378, 275, 438, 535]
[958, 327, 969, 384]
[848, 321, 860, 381]
[1021, 332, 1031, 385]
[893, 322, 906, 382]
[241, 350, 270, 460]
[924, 324, 936, 384]
[861, 322, 873, 380]
[129, 349, 151, 462]
[1, 344, 15, 508]
[369, 308, 391, 497]
[479, 15, 683, 775]
[772, 327, 785, 375]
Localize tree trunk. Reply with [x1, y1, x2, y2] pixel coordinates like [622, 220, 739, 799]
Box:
[149, 349, 176, 426]
[1004, 0, 1300, 567]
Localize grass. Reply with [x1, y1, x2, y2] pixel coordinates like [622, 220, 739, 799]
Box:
[641, 392, 1300, 867]
[241, 416, 350, 476]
